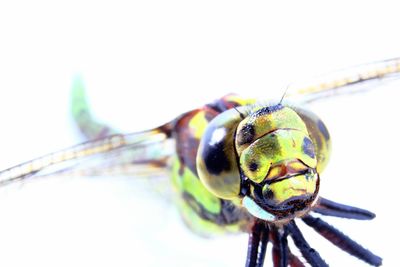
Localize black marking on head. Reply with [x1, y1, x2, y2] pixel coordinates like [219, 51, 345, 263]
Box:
[253, 104, 284, 117]
[240, 174, 251, 196]
[266, 132, 281, 156]
[317, 120, 330, 141]
[202, 134, 231, 175]
[263, 188, 274, 200]
[249, 162, 258, 172]
[237, 124, 255, 145]
[302, 137, 315, 159]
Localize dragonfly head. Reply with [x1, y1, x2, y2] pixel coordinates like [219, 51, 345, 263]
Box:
[197, 103, 323, 223]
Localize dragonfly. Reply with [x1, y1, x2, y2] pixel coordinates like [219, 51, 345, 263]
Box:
[0, 58, 399, 267]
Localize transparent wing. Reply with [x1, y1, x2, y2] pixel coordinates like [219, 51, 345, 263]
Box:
[285, 57, 400, 103]
[0, 125, 174, 187]
[4, 58, 400, 187]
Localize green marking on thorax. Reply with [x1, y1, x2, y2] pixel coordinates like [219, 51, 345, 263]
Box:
[188, 111, 209, 139]
[172, 158, 221, 214]
[176, 198, 241, 236]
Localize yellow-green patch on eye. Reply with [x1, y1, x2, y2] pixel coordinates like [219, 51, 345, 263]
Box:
[189, 111, 209, 139]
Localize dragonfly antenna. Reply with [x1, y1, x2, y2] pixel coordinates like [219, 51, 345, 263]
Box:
[279, 84, 290, 104]
[233, 106, 245, 119]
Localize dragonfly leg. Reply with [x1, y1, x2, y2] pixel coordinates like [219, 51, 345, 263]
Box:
[302, 215, 382, 266]
[285, 220, 328, 267]
[270, 227, 288, 267]
[246, 220, 270, 267]
[287, 252, 306, 267]
[269, 224, 306, 267]
[313, 197, 376, 220]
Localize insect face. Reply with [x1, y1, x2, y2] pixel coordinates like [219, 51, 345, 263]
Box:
[197, 104, 321, 223]
[236, 105, 320, 222]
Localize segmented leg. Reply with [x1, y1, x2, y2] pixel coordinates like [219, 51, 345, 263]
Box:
[270, 228, 305, 267]
[285, 220, 328, 267]
[246, 220, 270, 267]
[288, 252, 306, 267]
[270, 228, 288, 267]
[313, 197, 375, 220]
[302, 215, 382, 266]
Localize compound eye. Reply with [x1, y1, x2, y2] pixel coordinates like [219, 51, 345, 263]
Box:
[196, 108, 244, 199]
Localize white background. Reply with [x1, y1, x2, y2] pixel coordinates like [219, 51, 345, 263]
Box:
[0, 1, 399, 266]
